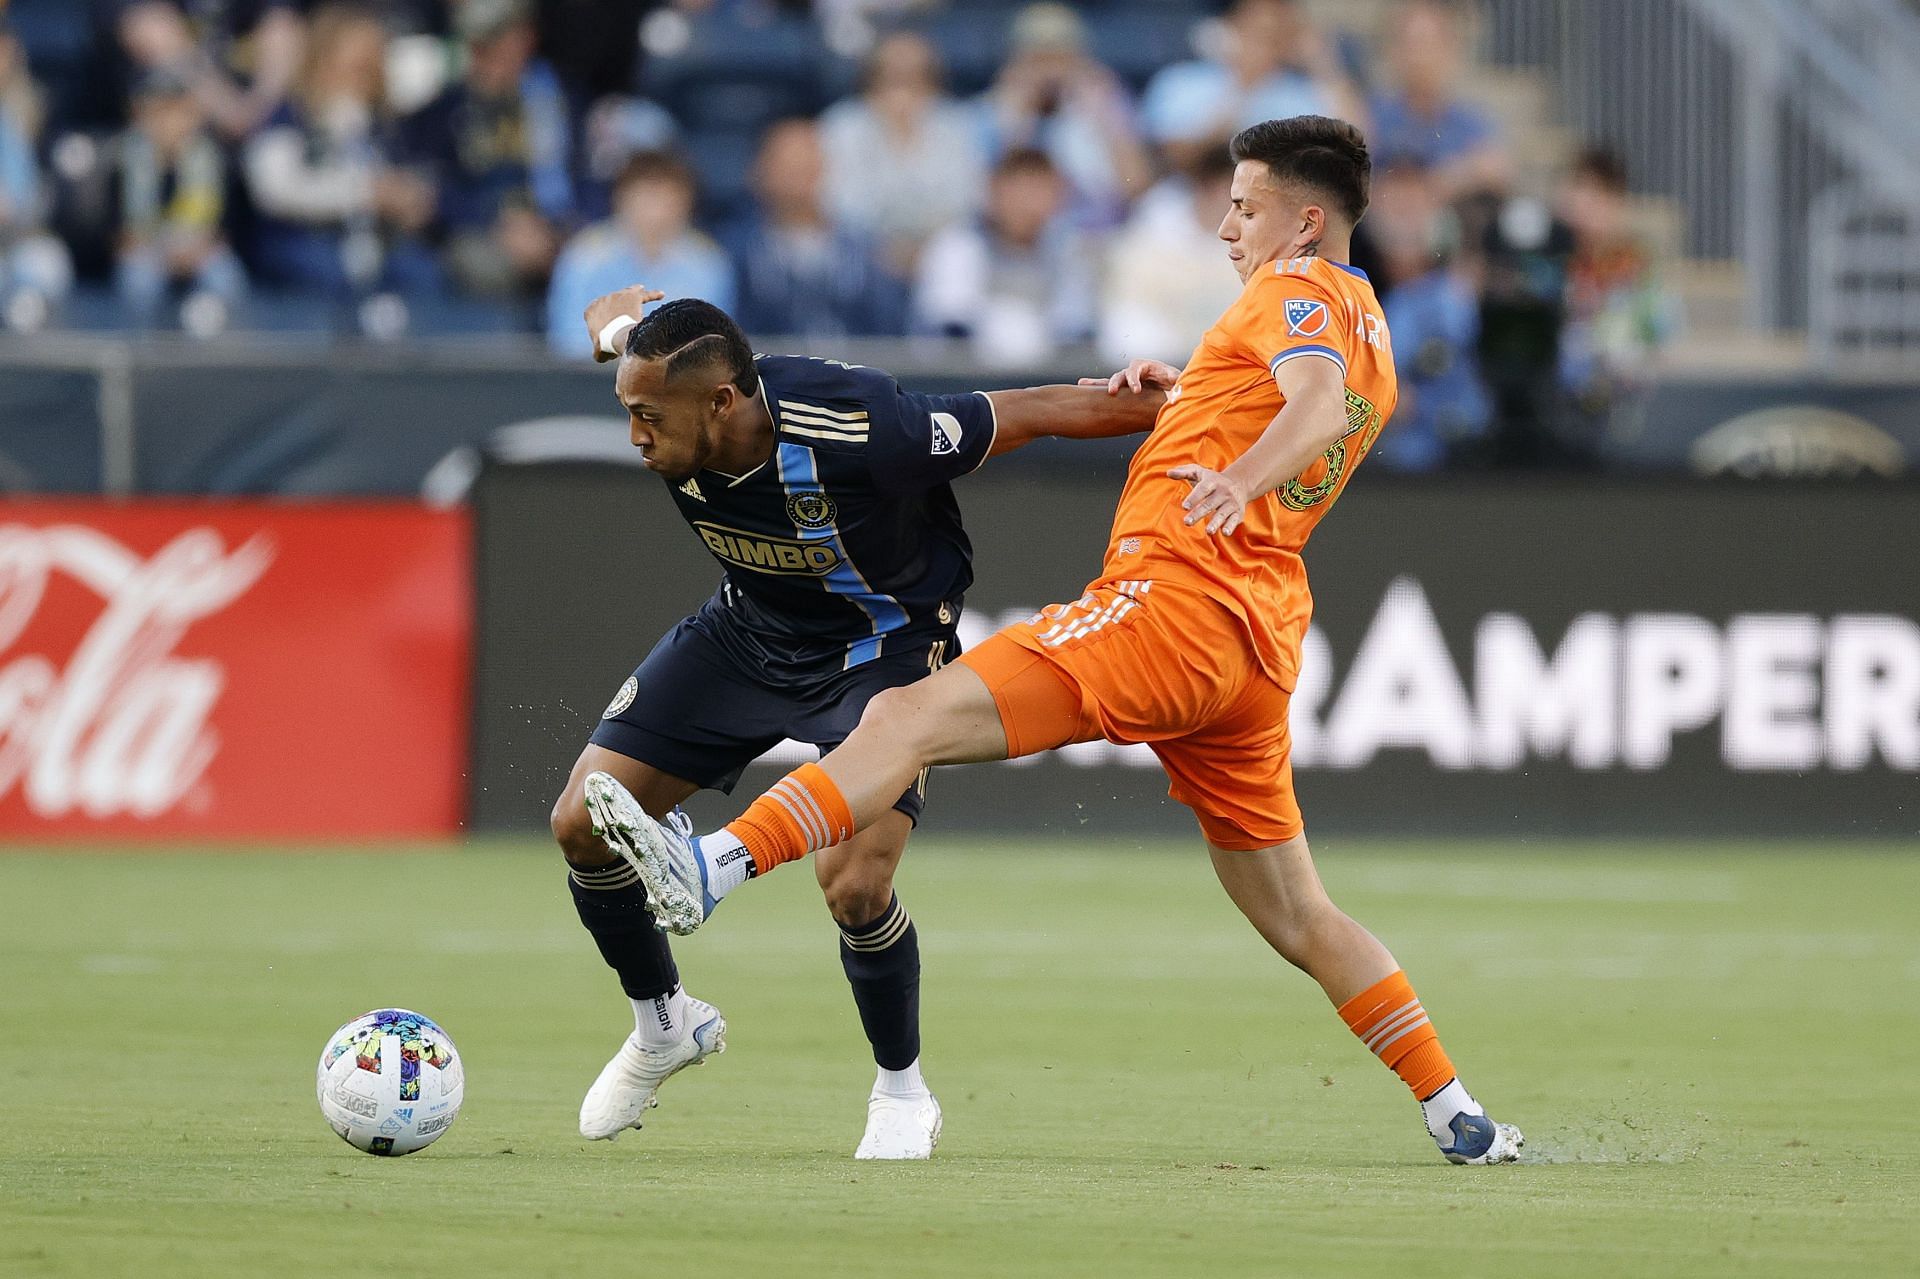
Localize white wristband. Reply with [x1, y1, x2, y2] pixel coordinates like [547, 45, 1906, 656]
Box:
[598, 314, 639, 357]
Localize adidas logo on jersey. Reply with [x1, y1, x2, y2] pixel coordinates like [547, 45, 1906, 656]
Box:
[679, 477, 705, 501]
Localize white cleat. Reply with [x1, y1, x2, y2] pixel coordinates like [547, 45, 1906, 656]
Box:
[578, 999, 727, 1140]
[583, 771, 714, 935]
[854, 1090, 943, 1160]
[1437, 1111, 1526, 1165]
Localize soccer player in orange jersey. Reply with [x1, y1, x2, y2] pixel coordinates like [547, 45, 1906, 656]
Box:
[585, 116, 1524, 1164]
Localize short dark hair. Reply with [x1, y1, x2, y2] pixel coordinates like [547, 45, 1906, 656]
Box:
[1570, 145, 1630, 195]
[993, 147, 1059, 182]
[1192, 147, 1239, 184]
[1229, 115, 1371, 225]
[614, 150, 696, 196]
[624, 299, 759, 399]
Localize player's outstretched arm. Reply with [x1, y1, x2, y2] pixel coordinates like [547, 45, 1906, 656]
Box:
[1172, 354, 1350, 536]
[980, 367, 1168, 459]
[582, 284, 666, 363]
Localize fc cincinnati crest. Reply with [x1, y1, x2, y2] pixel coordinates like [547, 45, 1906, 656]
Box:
[1284, 298, 1329, 338]
[786, 492, 838, 530]
[602, 676, 638, 719]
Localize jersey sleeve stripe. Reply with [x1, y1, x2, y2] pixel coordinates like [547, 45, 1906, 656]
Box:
[783, 422, 869, 443]
[782, 409, 871, 431]
[777, 399, 870, 423]
[969, 390, 999, 474]
[781, 409, 870, 432]
[1269, 345, 1348, 376]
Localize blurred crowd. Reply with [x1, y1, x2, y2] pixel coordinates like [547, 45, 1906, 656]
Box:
[0, 0, 1681, 467]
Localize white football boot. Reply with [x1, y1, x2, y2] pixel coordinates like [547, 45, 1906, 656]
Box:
[1435, 1110, 1526, 1165]
[578, 997, 727, 1140]
[583, 771, 713, 935]
[854, 1088, 943, 1160]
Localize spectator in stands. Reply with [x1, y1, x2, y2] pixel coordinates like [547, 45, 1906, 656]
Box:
[396, 0, 574, 299]
[820, 31, 987, 272]
[0, 24, 73, 330]
[721, 119, 903, 339]
[1141, 0, 1363, 170]
[577, 95, 679, 221]
[1475, 189, 1575, 467]
[546, 151, 733, 356]
[1368, 0, 1509, 201]
[913, 147, 1095, 366]
[112, 0, 306, 141]
[1096, 148, 1241, 365]
[1556, 146, 1681, 413]
[538, 0, 656, 109]
[1367, 162, 1488, 471]
[244, 5, 438, 295]
[114, 67, 246, 329]
[979, 4, 1151, 231]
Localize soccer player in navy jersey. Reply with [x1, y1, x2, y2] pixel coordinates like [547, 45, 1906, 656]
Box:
[552, 284, 1163, 1158]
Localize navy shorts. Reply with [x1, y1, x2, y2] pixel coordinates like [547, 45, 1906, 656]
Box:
[589, 613, 953, 824]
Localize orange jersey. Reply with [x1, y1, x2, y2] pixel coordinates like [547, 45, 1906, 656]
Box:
[1098, 255, 1397, 686]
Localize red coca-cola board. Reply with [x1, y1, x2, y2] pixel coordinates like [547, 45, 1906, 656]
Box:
[0, 503, 470, 840]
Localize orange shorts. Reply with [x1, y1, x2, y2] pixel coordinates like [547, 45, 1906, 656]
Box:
[955, 578, 1302, 850]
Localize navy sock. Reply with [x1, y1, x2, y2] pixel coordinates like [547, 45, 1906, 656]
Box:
[838, 894, 921, 1071]
[568, 861, 678, 1001]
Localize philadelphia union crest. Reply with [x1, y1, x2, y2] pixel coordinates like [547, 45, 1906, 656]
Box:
[602, 676, 638, 719]
[786, 492, 838, 530]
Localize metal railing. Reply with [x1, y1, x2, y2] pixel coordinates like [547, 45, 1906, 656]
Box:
[1810, 196, 1920, 372]
[1479, 0, 1920, 333]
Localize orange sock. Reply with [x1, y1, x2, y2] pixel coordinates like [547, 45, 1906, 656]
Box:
[724, 762, 854, 876]
[1337, 970, 1458, 1102]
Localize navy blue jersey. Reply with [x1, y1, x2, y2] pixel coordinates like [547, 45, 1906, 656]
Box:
[661, 354, 997, 672]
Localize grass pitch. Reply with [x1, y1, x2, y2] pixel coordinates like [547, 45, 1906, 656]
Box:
[1, 840, 1915, 1278]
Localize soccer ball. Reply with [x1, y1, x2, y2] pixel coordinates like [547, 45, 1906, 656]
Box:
[316, 1008, 465, 1155]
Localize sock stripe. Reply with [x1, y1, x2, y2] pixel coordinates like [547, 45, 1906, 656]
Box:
[784, 780, 834, 850]
[1357, 996, 1419, 1034]
[1337, 971, 1460, 1105]
[840, 895, 902, 938]
[572, 862, 634, 878]
[570, 862, 641, 891]
[1359, 998, 1421, 1045]
[769, 781, 826, 850]
[1371, 1015, 1432, 1055]
[782, 779, 832, 849]
[729, 762, 855, 877]
[1363, 1001, 1427, 1051]
[841, 905, 912, 952]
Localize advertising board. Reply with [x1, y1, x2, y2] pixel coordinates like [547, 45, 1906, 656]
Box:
[0, 503, 470, 840]
[472, 464, 1919, 839]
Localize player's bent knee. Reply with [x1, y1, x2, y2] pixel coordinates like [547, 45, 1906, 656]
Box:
[854, 685, 939, 758]
[866, 677, 985, 762]
[549, 789, 607, 865]
[822, 874, 894, 928]
[817, 844, 901, 926]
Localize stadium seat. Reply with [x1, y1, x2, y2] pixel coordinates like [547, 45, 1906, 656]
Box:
[8, 0, 103, 130]
[1089, 10, 1205, 89]
[639, 14, 845, 131]
[683, 127, 761, 217]
[912, 10, 1011, 96]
